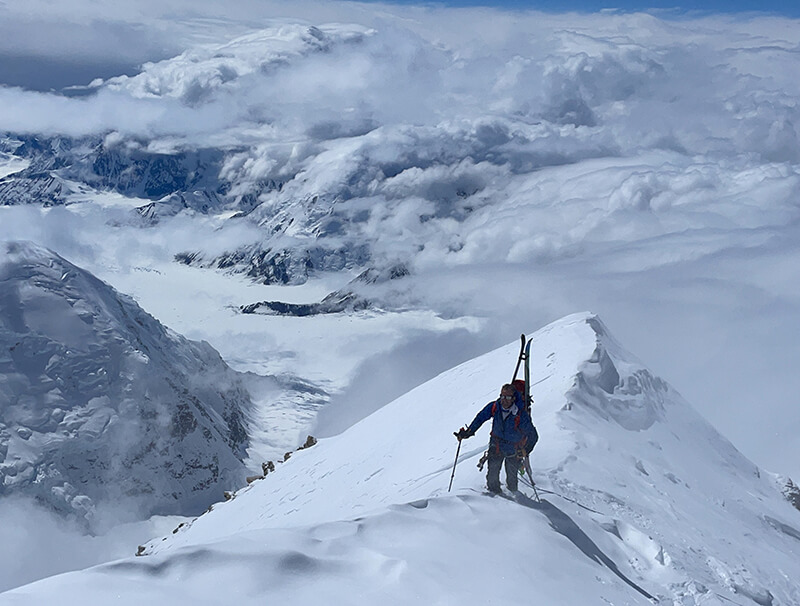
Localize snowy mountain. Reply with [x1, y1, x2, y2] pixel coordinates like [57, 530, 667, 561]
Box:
[0, 135, 227, 216]
[0, 241, 251, 526]
[4, 313, 798, 604]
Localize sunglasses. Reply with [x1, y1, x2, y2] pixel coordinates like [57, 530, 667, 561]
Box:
[500, 395, 515, 401]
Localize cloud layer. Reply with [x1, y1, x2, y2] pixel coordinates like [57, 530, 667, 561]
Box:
[2, 5, 799, 152]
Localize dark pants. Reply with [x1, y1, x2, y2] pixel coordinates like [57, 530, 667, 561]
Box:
[487, 450, 520, 492]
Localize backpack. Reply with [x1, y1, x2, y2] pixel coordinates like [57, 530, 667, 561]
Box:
[512, 379, 532, 414]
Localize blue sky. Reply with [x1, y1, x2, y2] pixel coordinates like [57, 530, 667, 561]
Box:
[356, 0, 800, 18]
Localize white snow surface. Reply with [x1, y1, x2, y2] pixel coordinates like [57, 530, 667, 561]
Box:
[3, 313, 799, 605]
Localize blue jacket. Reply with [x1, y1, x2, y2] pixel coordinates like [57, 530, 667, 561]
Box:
[467, 392, 538, 456]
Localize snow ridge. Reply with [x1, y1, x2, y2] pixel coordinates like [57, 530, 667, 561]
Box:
[3, 313, 800, 605]
[110, 314, 797, 604]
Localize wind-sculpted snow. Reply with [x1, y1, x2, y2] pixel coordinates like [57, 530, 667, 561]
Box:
[0, 242, 251, 526]
[6, 312, 799, 604]
[569, 316, 669, 431]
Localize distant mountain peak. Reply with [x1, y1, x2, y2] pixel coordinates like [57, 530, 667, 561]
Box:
[0, 241, 251, 527]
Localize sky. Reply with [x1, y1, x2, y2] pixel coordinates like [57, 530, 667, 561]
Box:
[356, 0, 800, 17]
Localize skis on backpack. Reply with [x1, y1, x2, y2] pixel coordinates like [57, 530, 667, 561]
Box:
[511, 333, 527, 384]
[517, 334, 541, 502]
[523, 336, 532, 414]
[511, 333, 533, 413]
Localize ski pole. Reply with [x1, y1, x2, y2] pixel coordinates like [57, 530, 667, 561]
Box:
[522, 455, 541, 502]
[447, 438, 463, 492]
[519, 473, 542, 503]
[531, 481, 541, 503]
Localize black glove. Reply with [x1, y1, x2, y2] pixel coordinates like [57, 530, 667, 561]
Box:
[454, 427, 472, 441]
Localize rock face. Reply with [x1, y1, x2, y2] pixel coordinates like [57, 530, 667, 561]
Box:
[239, 265, 410, 316]
[0, 135, 227, 212]
[0, 241, 251, 526]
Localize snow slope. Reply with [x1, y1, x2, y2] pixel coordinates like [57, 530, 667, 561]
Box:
[3, 313, 798, 604]
[0, 241, 251, 525]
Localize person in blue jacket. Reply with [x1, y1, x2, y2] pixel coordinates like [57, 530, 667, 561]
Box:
[455, 383, 538, 493]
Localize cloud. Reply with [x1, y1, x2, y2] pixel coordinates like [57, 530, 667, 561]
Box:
[313, 327, 495, 437]
[0, 3, 796, 161]
[0, 204, 264, 276]
[0, 495, 184, 593]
